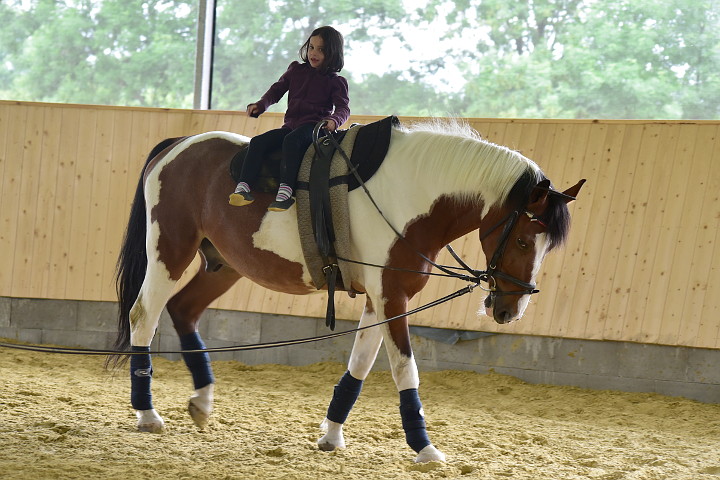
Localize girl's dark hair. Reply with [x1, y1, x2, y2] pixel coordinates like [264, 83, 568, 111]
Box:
[299, 26, 344, 73]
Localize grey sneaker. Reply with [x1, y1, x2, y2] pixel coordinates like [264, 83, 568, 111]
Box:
[268, 197, 295, 212]
[229, 190, 254, 206]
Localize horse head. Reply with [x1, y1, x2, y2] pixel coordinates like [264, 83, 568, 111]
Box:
[479, 178, 586, 324]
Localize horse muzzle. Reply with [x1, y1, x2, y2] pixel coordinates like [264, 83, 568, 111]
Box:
[484, 292, 523, 325]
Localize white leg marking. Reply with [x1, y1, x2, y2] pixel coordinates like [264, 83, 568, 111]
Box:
[347, 307, 384, 380]
[415, 445, 447, 463]
[383, 326, 420, 392]
[188, 383, 214, 429]
[136, 409, 165, 433]
[318, 418, 346, 451]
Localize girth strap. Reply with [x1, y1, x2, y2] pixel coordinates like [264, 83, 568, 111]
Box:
[309, 123, 344, 330]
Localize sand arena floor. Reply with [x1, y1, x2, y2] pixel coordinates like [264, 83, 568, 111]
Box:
[1, 343, 719, 479]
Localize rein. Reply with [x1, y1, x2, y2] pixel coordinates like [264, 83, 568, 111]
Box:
[0, 282, 477, 356]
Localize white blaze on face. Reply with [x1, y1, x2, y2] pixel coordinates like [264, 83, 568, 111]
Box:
[514, 232, 551, 320]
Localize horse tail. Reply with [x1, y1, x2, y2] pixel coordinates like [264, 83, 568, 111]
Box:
[107, 137, 184, 368]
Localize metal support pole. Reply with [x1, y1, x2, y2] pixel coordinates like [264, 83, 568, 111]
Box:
[193, 0, 216, 110]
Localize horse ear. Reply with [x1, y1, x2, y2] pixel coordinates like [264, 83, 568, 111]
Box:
[558, 179, 586, 204]
[529, 179, 551, 205]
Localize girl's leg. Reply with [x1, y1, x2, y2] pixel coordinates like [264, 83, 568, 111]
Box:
[269, 123, 315, 211]
[230, 127, 290, 206]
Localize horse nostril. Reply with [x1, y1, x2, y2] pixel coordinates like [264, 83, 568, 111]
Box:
[495, 310, 514, 324]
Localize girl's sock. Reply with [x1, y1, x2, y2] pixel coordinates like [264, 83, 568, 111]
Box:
[275, 183, 293, 201]
[234, 181, 250, 193]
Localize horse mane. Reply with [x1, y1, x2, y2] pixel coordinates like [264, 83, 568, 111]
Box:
[395, 119, 570, 250]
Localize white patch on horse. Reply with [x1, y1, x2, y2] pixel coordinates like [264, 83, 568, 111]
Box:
[253, 205, 315, 287]
[383, 330, 420, 391]
[129, 216, 176, 346]
[348, 306, 383, 380]
[517, 232, 551, 318]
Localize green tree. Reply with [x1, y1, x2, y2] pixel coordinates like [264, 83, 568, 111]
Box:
[438, 0, 720, 119]
[1, 0, 197, 107]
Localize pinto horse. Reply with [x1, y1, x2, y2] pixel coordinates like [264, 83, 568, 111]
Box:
[112, 119, 584, 463]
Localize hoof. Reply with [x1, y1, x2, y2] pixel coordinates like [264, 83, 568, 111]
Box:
[136, 409, 165, 433]
[188, 400, 210, 429]
[188, 384, 214, 429]
[415, 444, 446, 463]
[317, 417, 345, 451]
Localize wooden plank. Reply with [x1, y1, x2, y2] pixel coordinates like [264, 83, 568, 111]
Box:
[676, 125, 719, 346]
[562, 125, 626, 339]
[11, 105, 45, 296]
[556, 123, 607, 339]
[100, 109, 134, 301]
[654, 125, 702, 344]
[696, 127, 720, 348]
[545, 123, 594, 337]
[601, 125, 663, 340]
[64, 107, 98, 298]
[586, 124, 644, 340]
[29, 107, 63, 296]
[622, 124, 681, 343]
[0, 104, 27, 293]
[82, 109, 116, 300]
[45, 108, 82, 298]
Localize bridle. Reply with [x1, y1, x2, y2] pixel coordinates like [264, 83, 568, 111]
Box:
[477, 209, 542, 298]
[318, 123, 545, 300]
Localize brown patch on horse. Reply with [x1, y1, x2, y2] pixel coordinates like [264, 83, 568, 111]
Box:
[381, 196, 485, 356]
[148, 137, 311, 294]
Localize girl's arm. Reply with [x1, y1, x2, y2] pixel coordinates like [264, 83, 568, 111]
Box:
[325, 76, 350, 131]
[254, 62, 298, 115]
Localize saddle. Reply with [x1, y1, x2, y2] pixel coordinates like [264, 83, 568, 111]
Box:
[229, 116, 399, 329]
[229, 116, 397, 192]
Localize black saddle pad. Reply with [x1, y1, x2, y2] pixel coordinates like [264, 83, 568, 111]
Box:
[347, 115, 399, 191]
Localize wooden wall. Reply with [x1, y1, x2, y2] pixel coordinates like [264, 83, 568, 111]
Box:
[1, 100, 719, 349]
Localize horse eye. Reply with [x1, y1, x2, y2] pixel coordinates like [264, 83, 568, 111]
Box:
[517, 238, 529, 250]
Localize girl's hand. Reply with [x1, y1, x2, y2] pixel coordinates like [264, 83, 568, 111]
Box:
[246, 103, 260, 117]
[325, 119, 337, 131]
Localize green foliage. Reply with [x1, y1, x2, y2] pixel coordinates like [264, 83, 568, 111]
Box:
[1, 0, 196, 107]
[448, 0, 720, 119]
[0, 0, 718, 119]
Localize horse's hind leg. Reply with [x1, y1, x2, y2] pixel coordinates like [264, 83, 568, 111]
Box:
[319, 298, 384, 451]
[166, 262, 240, 429]
[129, 257, 185, 432]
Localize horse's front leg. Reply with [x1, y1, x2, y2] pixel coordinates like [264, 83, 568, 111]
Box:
[319, 298, 384, 451]
[382, 299, 446, 463]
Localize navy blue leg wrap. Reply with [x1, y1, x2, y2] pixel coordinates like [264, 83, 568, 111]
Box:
[326, 371, 363, 424]
[180, 332, 215, 390]
[130, 346, 154, 411]
[399, 388, 431, 453]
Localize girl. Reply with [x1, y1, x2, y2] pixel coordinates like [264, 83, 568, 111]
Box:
[229, 26, 350, 212]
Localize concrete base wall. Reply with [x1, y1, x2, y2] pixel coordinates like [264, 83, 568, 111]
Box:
[1, 296, 718, 404]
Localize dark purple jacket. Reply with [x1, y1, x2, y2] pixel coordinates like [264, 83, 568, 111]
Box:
[254, 61, 350, 130]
